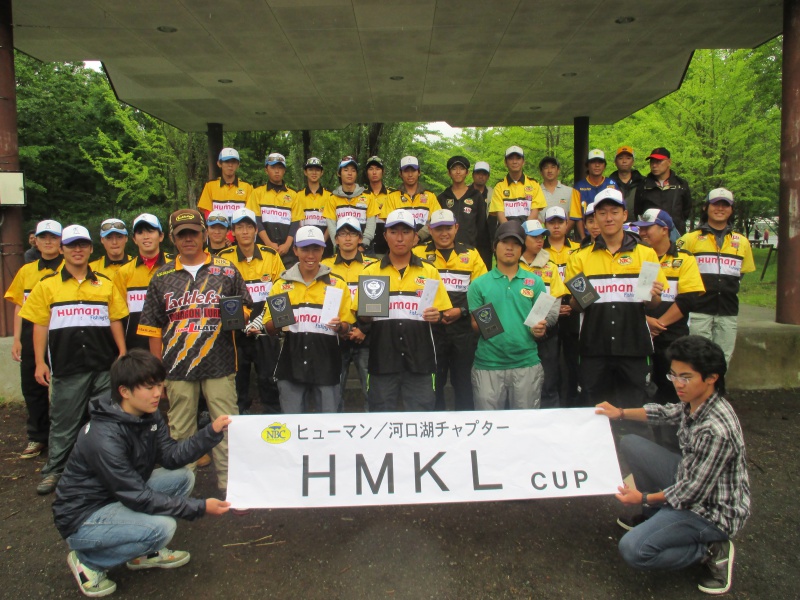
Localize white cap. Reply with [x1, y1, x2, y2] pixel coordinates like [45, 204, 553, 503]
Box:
[336, 216, 362, 233]
[584, 202, 596, 217]
[588, 148, 606, 161]
[430, 209, 456, 228]
[544, 206, 567, 221]
[206, 211, 230, 227]
[399, 156, 420, 170]
[593, 188, 625, 206]
[133, 213, 162, 232]
[231, 208, 257, 226]
[474, 161, 491, 173]
[522, 220, 547, 236]
[385, 209, 415, 229]
[294, 226, 326, 247]
[218, 147, 240, 162]
[99, 218, 128, 238]
[505, 145, 524, 158]
[35, 220, 62, 237]
[707, 188, 734, 204]
[61, 224, 92, 245]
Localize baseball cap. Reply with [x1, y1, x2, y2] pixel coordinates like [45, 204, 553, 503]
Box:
[399, 156, 420, 170]
[633, 208, 674, 230]
[169, 209, 205, 234]
[304, 157, 323, 169]
[538, 156, 560, 170]
[505, 146, 524, 158]
[544, 206, 567, 222]
[132, 213, 162, 232]
[623, 223, 640, 235]
[35, 220, 62, 237]
[61, 224, 92, 246]
[294, 225, 326, 247]
[522, 220, 548, 236]
[584, 202, 596, 218]
[587, 149, 606, 162]
[265, 152, 287, 167]
[99, 218, 128, 238]
[338, 155, 358, 171]
[336, 216, 362, 233]
[366, 156, 384, 169]
[707, 188, 734, 204]
[206, 210, 230, 228]
[218, 148, 240, 162]
[446, 156, 470, 170]
[593, 188, 625, 208]
[385, 209, 415, 229]
[473, 161, 491, 174]
[231, 208, 257, 226]
[646, 147, 671, 161]
[616, 146, 634, 158]
[430, 209, 456, 228]
[494, 220, 526, 245]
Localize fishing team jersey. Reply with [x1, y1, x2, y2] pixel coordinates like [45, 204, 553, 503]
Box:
[677, 225, 755, 316]
[296, 186, 333, 231]
[113, 252, 173, 350]
[249, 182, 303, 245]
[88, 255, 132, 280]
[217, 244, 284, 316]
[355, 254, 452, 375]
[565, 232, 667, 357]
[647, 244, 706, 342]
[321, 252, 379, 302]
[381, 186, 441, 230]
[324, 189, 380, 229]
[268, 265, 354, 385]
[137, 253, 252, 381]
[570, 177, 618, 220]
[4, 256, 64, 344]
[544, 238, 579, 280]
[413, 242, 487, 312]
[488, 174, 546, 221]
[518, 254, 569, 298]
[197, 176, 253, 216]
[19, 269, 128, 377]
[366, 185, 394, 225]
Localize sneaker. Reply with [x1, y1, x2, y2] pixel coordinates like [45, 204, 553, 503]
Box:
[67, 551, 116, 597]
[126, 547, 190, 571]
[20, 441, 46, 459]
[196, 454, 212, 468]
[698, 540, 735, 595]
[616, 514, 647, 531]
[36, 473, 61, 495]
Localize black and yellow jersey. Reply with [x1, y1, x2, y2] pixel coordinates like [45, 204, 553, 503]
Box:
[19, 268, 128, 377]
[381, 186, 441, 230]
[89, 255, 132, 280]
[648, 243, 705, 341]
[197, 176, 253, 216]
[518, 252, 569, 298]
[249, 181, 302, 245]
[296, 186, 333, 232]
[488, 174, 546, 221]
[217, 244, 284, 315]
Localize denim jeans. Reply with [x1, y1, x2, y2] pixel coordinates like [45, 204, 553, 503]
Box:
[618, 435, 728, 570]
[67, 468, 195, 571]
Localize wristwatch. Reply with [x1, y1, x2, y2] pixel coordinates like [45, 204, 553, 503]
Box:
[460, 306, 469, 318]
[641, 493, 651, 508]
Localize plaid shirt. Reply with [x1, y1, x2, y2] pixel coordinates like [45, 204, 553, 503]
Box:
[645, 393, 751, 536]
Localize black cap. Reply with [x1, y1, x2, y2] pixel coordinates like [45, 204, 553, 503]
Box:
[646, 147, 671, 161]
[494, 220, 526, 246]
[446, 155, 470, 170]
[538, 156, 560, 170]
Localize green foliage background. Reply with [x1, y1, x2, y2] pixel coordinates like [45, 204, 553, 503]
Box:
[17, 37, 781, 244]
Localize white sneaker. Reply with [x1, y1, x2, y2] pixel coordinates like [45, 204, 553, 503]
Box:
[126, 547, 190, 570]
[67, 551, 116, 597]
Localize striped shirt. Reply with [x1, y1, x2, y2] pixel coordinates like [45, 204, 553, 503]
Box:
[645, 393, 751, 536]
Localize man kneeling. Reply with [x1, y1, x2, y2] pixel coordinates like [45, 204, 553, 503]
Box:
[53, 349, 231, 597]
[595, 335, 750, 595]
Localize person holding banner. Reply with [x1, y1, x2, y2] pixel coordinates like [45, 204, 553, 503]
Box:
[357, 209, 452, 412]
[53, 350, 231, 598]
[595, 335, 750, 596]
[413, 209, 487, 411]
[249, 226, 354, 413]
[467, 220, 553, 410]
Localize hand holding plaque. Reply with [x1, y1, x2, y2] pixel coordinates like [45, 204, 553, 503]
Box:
[267, 292, 296, 328]
[565, 272, 600, 309]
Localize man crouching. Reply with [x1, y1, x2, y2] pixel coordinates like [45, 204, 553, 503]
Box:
[53, 349, 231, 597]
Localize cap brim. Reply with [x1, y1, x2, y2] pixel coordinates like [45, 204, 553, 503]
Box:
[295, 239, 326, 247]
[171, 223, 204, 234]
[100, 228, 128, 237]
[62, 236, 91, 245]
[524, 229, 548, 236]
[399, 165, 420, 171]
[266, 161, 286, 166]
[632, 220, 661, 228]
[385, 219, 415, 229]
[133, 222, 162, 232]
[707, 197, 734, 204]
[230, 218, 256, 226]
[497, 234, 525, 244]
[430, 220, 456, 228]
[646, 154, 669, 161]
[544, 215, 565, 221]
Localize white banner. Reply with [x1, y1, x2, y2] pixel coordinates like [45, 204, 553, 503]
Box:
[226, 408, 622, 509]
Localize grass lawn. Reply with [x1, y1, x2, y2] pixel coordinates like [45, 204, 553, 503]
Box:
[740, 246, 777, 308]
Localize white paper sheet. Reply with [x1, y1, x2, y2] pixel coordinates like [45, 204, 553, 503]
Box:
[419, 277, 440, 311]
[319, 285, 344, 325]
[524, 292, 558, 327]
[634, 261, 661, 301]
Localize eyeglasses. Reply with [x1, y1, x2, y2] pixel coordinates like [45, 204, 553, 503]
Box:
[666, 373, 693, 385]
[336, 230, 360, 238]
[100, 220, 126, 232]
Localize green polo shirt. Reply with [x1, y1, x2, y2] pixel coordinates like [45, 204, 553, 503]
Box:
[467, 267, 545, 370]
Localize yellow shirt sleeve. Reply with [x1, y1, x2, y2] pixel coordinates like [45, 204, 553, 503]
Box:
[488, 185, 505, 214]
[380, 191, 400, 220]
[569, 189, 583, 220]
[336, 279, 356, 324]
[18, 280, 51, 326]
[322, 194, 338, 221]
[366, 195, 380, 219]
[548, 265, 569, 298]
[4, 266, 27, 306]
[530, 183, 546, 211]
[677, 253, 706, 294]
[564, 247, 585, 281]
[740, 239, 755, 273]
[197, 181, 214, 212]
[108, 282, 130, 322]
[471, 250, 489, 280]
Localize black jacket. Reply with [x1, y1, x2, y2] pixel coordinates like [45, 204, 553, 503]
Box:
[608, 169, 645, 217]
[53, 395, 223, 539]
[634, 171, 692, 234]
[437, 186, 492, 270]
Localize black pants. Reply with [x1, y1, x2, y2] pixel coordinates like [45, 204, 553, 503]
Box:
[537, 328, 561, 408]
[235, 332, 280, 414]
[580, 355, 653, 409]
[20, 344, 49, 443]
[559, 316, 581, 407]
[432, 323, 477, 411]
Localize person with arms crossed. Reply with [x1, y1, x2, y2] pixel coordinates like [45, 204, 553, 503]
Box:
[634, 147, 692, 238]
[595, 335, 750, 596]
[608, 146, 644, 217]
[20, 224, 128, 495]
[197, 147, 253, 241]
[363, 155, 394, 255]
[53, 350, 231, 598]
[297, 156, 334, 256]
